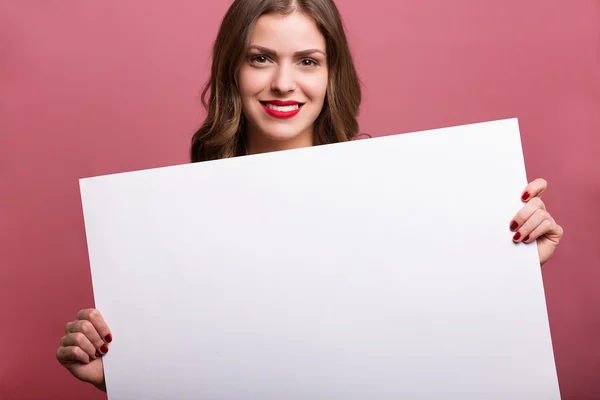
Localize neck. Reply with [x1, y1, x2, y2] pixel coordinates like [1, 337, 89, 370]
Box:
[245, 126, 314, 155]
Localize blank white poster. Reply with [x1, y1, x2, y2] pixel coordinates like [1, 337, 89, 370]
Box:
[80, 118, 560, 399]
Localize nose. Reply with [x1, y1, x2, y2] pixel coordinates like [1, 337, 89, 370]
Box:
[270, 64, 297, 94]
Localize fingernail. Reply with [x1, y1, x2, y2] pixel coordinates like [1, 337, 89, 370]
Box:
[96, 351, 101, 358]
[101, 344, 109, 354]
[524, 235, 530, 242]
[513, 232, 521, 241]
[105, 334, 113, 343]
[510, 221, 518, 231]
[522, 192, 530, 201]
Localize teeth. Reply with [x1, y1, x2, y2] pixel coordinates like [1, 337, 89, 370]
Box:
[265, 103, 300, 112]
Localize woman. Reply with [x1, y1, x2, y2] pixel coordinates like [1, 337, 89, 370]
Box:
[56, 0, 564, 392]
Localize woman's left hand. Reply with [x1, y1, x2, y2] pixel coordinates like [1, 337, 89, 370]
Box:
[509, 178, 564, 266]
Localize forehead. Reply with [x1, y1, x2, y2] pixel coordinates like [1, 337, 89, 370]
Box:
[248, 11, 326, 52]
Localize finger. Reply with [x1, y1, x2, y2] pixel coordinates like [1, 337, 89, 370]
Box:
[510, 197, 546, 232]
[521, 178, 548, 201]
[65, 319, 108, 355]
[512, 208, 551, 242]
[56, 345, 91, 366]
[60, 332, 100, 360]
[524, 220, 563, 244]
[76, 308, 113, 344]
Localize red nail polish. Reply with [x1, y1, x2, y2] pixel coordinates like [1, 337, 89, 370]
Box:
[513, 232, 521, 241]
[510, 221, 518, 231]
[96, 351, 101, 358]
[101, 344, 109, 354]
[105, 334, 113, 343]
[524, 235, 530, 242]
[522, 192, 530, 201]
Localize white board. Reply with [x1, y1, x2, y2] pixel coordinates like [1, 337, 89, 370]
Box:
[80, 118, 560, 399]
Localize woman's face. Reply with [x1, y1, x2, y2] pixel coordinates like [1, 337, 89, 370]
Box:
[238, 11, 328, 153]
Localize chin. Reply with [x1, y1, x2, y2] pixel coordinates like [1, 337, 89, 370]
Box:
[263, 130, 303, 142]
[259, 122, 311, 142]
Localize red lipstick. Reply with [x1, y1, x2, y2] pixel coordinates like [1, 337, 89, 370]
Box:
[261, 100, 304, 119]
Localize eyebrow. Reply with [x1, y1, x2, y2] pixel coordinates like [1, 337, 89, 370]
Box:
[247, 45, 326, 58]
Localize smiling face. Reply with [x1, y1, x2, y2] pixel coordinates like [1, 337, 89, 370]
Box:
[238, 11, 328, 154]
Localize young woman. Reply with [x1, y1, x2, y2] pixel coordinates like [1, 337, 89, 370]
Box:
[56, 0, 564, 392]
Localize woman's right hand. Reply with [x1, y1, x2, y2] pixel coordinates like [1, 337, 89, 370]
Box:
[56, 308, 113, 392]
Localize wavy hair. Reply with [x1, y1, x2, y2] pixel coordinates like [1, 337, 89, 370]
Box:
[190, 0, 361, 162]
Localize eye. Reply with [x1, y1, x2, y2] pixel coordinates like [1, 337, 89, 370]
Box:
[300, 58, 319, 67]
[250, 55, 269, 64]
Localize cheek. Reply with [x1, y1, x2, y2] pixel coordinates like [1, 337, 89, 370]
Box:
[238, 66, 267, 99]
[238, 68, 252, 99]
[302, 71, 328, 104]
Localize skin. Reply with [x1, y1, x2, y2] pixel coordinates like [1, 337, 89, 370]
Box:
[239, 11, 328, 154]
[56, 11, 564, 392]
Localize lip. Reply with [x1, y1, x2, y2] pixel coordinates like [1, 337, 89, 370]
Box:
[260, 100, 304, 119]
[262, 100, 304, 106]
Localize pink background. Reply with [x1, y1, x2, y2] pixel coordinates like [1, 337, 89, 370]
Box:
[1, 1, 599, 399]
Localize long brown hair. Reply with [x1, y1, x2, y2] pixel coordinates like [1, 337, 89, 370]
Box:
[190, 0, 361, 162]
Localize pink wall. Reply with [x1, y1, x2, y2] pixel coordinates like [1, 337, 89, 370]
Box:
[1, 1, 599, 399]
